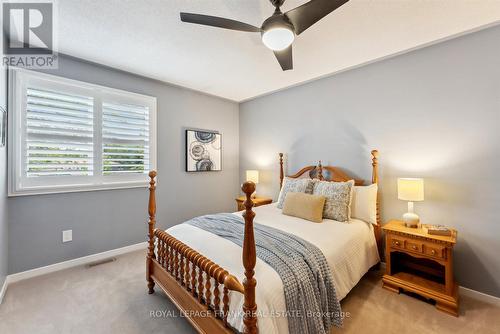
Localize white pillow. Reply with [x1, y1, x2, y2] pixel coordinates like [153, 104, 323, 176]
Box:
[351, 184, 378, 225]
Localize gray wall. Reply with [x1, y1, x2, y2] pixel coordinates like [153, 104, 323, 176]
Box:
[1, 67, 8, 287]
[240, 26, 500, 297]
[7, 55, 239, 274]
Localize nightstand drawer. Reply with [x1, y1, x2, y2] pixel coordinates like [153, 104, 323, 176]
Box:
[423, 243, 447, 260]
[405, 240, 423, 253]
[389, 236, 405, 250]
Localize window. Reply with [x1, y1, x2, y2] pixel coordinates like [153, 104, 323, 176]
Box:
[8, 68, 157, 196]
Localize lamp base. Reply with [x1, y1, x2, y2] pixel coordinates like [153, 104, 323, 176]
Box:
[402, 212, 420, 228]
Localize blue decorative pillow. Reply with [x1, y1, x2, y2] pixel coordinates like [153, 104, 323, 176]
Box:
[277, 177, 314, 209]
[312, 180, 354, 222]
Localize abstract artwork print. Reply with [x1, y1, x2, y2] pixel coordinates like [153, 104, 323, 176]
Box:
[186, 130, 222, 172]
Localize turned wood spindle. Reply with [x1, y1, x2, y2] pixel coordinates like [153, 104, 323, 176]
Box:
[318, 160, 324, 180]
[191, 258, 199, 297]
[184, 253, 191, 290]
[163, 240, 168, 268]
[241, 181, 258, 334]
[198, 259, 205, 303]
[279, 153, 284, 189]
[205, 263, 213, 309]
[146, 171, 157, 294]
[158, 239, 163, 268]
[213, 269, 223, 317]
[179, 252, 185, 285]
[166, 244, 171, 272]
[166, 245, 171, 272]
[172, 248, 177, 279]
[223, 286, 230, 327]
[161, 239, 167, 269]
[371, 149, 379, 185]
[371, 149, 382, 256]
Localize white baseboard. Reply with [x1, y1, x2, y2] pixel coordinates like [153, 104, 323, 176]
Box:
[0, 241, 147, 304]
[459, 286, 500, 307]
[379, 261, 500, 306]
[0, 277, 8, 305]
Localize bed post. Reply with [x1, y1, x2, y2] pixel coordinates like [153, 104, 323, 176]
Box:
[318, 160, 324, 180]
[279, 153, 284, 189]
[242, 181, 258, 334]
[371, 150, 383, 258]
[147, 170, 157, 294]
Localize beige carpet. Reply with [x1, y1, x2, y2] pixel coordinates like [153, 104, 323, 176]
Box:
[1, 250, 499, 334]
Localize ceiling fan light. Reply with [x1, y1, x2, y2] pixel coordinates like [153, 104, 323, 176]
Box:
[262, 27, 294, 51]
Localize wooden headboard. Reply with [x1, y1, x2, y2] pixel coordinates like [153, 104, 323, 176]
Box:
[278, 150, 382, 257]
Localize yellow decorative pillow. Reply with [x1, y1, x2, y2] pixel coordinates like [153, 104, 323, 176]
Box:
[282, 192, 326, 223]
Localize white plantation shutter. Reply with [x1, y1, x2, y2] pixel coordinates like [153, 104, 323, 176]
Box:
[9, 69, 157, 196]
[102, 102, 150, 175]
[26, 88, 94, 177]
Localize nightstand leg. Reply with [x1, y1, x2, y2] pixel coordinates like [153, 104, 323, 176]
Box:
[385, 246, 393, 275]
[382, 277, 400, 294]
[436, 301, 458, 317]
[445, 249, 454, 295]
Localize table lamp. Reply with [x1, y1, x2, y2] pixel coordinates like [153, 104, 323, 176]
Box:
[246, 170, 259, 198]
[398, 178, 424, 228]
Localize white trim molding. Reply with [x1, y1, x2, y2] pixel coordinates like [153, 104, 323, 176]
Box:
[459, 286, 500, 307]
[0, 242, 146, 304]
[0, 277, 8, 305]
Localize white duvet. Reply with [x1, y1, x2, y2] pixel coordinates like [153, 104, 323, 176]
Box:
[167, 203, 380, 333]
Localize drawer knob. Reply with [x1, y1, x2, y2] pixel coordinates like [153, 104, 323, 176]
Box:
[431, 249, 436, 255]
[412, 245, 417, 250]
[394, 241, 400, 246]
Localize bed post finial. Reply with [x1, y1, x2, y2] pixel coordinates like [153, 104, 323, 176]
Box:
[279, 153, 284, 189]
[370, 150, 382, 258]
[147, 170, 157, 294]
[241, 181, 258, 334]
[318, 160, 324, 180]
[371, 150, 379, 184]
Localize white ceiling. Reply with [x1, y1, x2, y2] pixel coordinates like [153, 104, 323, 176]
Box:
[57, 0, 500, 102]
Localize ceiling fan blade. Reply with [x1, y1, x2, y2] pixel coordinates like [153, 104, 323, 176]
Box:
[274, 46, 293, 71]
[180, 13, 261, 32]
[285, 0, 349, 35]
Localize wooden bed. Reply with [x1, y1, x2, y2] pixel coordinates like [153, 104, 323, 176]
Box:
[146, 150, 382, 334]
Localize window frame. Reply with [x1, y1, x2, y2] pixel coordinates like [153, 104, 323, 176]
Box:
[8, 68, 157, 196]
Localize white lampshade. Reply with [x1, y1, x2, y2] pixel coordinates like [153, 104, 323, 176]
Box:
[246, 170, 259, 184]
[398, 178, 424, 202]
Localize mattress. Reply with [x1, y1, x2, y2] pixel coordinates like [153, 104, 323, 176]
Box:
[167, 203, 380, 333]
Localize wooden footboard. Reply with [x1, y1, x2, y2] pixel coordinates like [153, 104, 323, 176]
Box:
[146, 171, 258, 334]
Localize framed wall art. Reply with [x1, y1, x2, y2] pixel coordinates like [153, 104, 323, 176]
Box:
[185, 129, 222, 172]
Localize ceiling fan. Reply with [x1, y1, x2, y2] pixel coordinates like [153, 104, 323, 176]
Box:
[180, 0, 349, 71]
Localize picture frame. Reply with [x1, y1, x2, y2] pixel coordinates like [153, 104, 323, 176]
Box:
[185, 129, 222, 172]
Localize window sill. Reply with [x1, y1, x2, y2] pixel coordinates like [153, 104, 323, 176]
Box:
[8, 181, 150, 197]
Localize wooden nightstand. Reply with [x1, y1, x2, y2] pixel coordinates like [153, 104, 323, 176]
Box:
[235, 196, 272, 211]
[382, 220, 459, 316]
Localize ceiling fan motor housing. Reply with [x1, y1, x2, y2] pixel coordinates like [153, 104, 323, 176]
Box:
[261, 11, 295, 36]
[269, 0, 286, 8]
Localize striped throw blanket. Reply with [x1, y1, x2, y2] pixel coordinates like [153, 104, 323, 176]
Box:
[186, 213, 343, 334]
